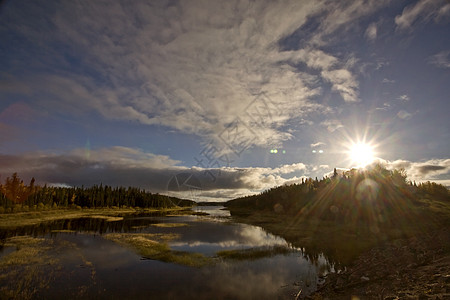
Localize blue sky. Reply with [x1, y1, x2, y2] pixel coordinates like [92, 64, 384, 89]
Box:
[1, 0, 449, 201]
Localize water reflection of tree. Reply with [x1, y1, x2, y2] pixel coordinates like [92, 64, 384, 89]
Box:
[0, 216, 166, 240]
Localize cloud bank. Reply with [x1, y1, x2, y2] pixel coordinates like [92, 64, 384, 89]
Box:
[2, 147, 448, 202]
[0, 147, 309, 201]
[383, 158, 450, 184]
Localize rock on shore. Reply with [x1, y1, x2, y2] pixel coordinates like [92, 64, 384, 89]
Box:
[311, 228, 450, 299]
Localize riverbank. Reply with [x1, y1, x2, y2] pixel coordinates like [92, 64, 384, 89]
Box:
[0, 206, 194, 229]
[228, 207, 450, 298]
[229, 208, 441, 265]
[311, 227, 450, 299]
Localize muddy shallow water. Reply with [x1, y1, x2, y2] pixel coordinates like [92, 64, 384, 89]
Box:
[0, 207, 334, 299]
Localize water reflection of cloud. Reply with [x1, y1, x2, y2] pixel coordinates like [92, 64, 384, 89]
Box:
[56, 233, 140, 271]
[202, 263, 292, 299]
[181, 256, 322, 299]
[193, 206, 231, 218]
[238, 225, 287, 247]
[170, 223, 288, 253]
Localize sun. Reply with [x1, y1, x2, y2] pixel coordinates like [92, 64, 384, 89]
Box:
[348, 142, 375, 167]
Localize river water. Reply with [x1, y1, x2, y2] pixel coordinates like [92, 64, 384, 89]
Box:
[0, 207, 334, 299]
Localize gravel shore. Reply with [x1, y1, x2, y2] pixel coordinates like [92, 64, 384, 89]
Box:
[311, 228, 450, 299]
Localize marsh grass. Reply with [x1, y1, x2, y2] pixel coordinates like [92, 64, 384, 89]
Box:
[0, 207, 192, 229]
[131, 225, 150, 230]
[0, 236, 57, 299]
[0, 235, 100, 299]
[89, 215, 124, 221]
[104, 233, 212, 267]
[216, 246, 292, 261]
[2, 236, 50, 266]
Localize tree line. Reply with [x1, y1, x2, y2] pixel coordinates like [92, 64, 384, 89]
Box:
[0, 173, 194, 212]
[226, 164, 449, 223]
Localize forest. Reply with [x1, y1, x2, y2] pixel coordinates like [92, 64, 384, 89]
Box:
[226, 164, 449, 224]
[0, 173, 194, 213]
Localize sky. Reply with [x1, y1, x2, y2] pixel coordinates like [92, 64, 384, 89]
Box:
[0, 0, 449, 201]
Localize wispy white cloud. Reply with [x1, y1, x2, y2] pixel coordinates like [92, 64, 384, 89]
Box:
[395, 0, 448, 31]
[437, 3, 450, 21]
[288, 49, 360, 102]
[365, 23, 377, 41]
[374, 102, 391, 111]
[0, 0, 387, 155]
[310, 142, 326, 148]
[307, 0, 388, 46]
[381, 78, 395, 84]
[427, 51, 450, 69]
[321, 69, 359, 102]
[398, 94, 410, 102]
[397, 110, 413, 120]
[320, 119, 344, 132]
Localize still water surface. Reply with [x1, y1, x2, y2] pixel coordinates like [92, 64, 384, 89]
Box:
[0, 207, 333, 299]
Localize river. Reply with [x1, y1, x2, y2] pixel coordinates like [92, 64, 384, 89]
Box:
[0, 206, 334, 299]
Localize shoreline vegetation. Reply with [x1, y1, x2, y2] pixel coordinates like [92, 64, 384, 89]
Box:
[0, 206, 194, 229]
[0, 173, 195, 215]
[0, 172, 197, 229]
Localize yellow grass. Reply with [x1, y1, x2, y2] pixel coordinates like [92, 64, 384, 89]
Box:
[0, 207, 191, 229]
[104, 233, 212, 267]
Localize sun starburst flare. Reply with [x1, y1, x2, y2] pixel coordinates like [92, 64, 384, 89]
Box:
[348, 142, 375, 168]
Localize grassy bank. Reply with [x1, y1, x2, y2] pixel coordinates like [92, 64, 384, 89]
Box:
[0, 206, 194, 229]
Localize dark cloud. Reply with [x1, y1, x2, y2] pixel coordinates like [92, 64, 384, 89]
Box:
[0, 147, 307, 201]
[416, 165, 446, 175]
[379, 159, 450, 186]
